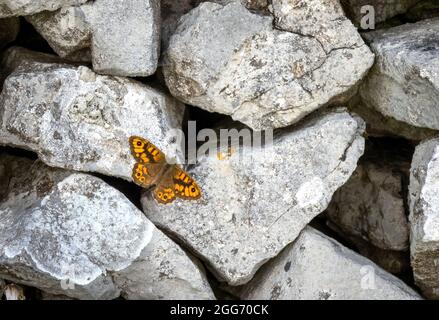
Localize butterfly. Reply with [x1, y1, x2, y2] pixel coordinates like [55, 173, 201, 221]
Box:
[129, 136, 201, 204]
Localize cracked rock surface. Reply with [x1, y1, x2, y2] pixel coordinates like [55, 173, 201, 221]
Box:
[409, 137, 439, 299]
[26, 0, 160, 76]
[0, 0, 437, 301]
[360, 18, 439, 131]
[348, 96, 437, 141]
[0, 48, 184, 181]
[163, 0, 374, 130]
[0, 0, 87, 17]
[0, 154, 214, 299]
[240, 227, 421, 300]
[142, 109, 365, 285]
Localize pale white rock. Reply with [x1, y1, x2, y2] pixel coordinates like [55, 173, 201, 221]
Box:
[163, 0, 374, 130]
[0, 47, 74, 89]
[0, 155, 214, 300]
[341, 0, 420, 26]
[0, 0, 87, 17]
[113, 233, 215, 300]
[141, 109, 365, 285]
[327, 159, 410, 251]
[360, 18, 439, 131]
[161, 0, 270, 52]
[26, 6, 91, 61]
[26, 0, 160, 76]
[272, 0, 365, 53]
[348, 97, 436, 141]
[0, 51, 185, 181]
[409, 137, 439, 299]
[326, 139, 412, 272]
[84, 0, 160, 76]
[241, 227, 422, 300]
[1, 47, 72, 84]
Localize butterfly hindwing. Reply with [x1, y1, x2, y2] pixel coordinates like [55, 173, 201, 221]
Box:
[153, 168, 176, 204]
[132, 163, 162, 187]
[172, 166, 201, 200]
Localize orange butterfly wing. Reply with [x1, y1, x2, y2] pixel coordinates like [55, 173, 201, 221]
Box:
[129, 136, 202, 204]
[129, 136, 166, 187]
[172, 166, 201, 200]
[153, 168, 177, 204]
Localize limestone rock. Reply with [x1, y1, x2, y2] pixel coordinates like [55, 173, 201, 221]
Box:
[240, 227, 422, 300]
[26, 0, 160, 76]
[161, 0, 201, 52]
[83, 0, 160, 76]
[326, 138, 413, 273]
[409, 137, 439, 299]
[0, 0, 87, 17]
[141, 109, 365, 285]
[348, 97, 437, 141]
[161, 0, 270, 52]
[360, 18, 439, 131]
[163, 0, 374, 130]
[1, 47, 69, 85]
[0, 154, 214, 299]
[113, 234, 215, 300]
[26, 7, 91, 61]
[210, 0, 270, 11]
[0, 51, 185, 181]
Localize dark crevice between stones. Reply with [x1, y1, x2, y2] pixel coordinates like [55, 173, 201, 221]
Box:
[341, 1, 424, 33]
[0, 145, 38, 160]
[91, 172, 143, 211]
[186, 105, 232, 133]
[181, 105, 235, 165]
[311, 214, 420, 293]
[362, 136, 416, 164]
[313, 135, 422, 293]
[0, 280, 41, 300]
[8, 17, 55, 55]
[310, 213, 356, 251]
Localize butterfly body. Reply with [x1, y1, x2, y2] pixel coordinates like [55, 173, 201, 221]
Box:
[129, 136, 201, 204]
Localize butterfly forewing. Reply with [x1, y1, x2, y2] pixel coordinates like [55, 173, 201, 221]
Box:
[129, 136, 166, 164]
[172, 166, 201, 200]
[130, 136, 167, 187]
